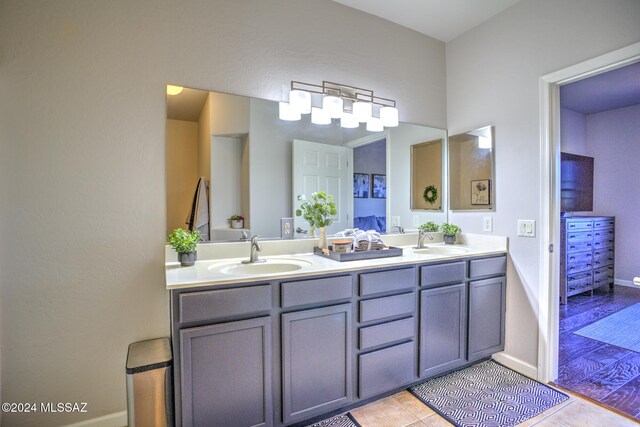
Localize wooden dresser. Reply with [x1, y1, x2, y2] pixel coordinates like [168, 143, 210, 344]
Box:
[560, 216, 615, 304]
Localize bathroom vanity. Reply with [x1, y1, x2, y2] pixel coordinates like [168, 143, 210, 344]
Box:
[167, 236, 507, 427]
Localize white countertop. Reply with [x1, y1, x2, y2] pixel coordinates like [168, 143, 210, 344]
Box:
[165, 233, 508, 290]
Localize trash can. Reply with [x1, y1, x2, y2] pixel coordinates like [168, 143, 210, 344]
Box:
[126, 338, 174, 427]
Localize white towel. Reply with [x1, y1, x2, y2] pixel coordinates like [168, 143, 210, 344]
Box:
[186, 177, 209, 240]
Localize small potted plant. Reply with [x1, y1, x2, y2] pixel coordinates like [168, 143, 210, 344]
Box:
[295, 192, 337, 249]
[418, 221, 440, 232]
[168, 228, 202, 266]
[440, 223, 461, 245]
[229, 214, 244, 229]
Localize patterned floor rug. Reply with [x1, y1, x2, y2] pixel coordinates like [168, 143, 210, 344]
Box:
[306, 412, 361, 427]
[409, 360, 569, 427]
[574, 302, 640, 352]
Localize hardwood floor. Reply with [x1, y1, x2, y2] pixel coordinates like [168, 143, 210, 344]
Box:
[557, 284, 640, 419]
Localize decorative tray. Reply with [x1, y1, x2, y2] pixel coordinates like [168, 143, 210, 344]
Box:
[313, 246, 403, 262]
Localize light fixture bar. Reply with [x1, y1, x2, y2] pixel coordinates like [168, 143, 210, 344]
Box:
[290, 81, 397, 108]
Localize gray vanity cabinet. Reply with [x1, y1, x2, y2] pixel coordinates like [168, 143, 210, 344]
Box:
[179, 317, 272, 427]
[419, 283, 467, 377]
[468, 277, 506, 361]
[281, 303, 353, 424]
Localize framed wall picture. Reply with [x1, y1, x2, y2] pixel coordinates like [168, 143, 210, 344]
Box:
[471, 179, 491, 205]
[372, 174, 386, 199]
[354, 173, 369, 198]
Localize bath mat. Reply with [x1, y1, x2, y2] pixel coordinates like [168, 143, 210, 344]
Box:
[306, 412, 361, 427]
[574, 303, 640, 352]
[408, 360, 569, 427]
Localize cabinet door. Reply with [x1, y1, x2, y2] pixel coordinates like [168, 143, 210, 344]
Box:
[468, 277, 506, 361]
[419, 283, 467, 378]
[180, 317, 272, 427]
[282, 304, 353, 424]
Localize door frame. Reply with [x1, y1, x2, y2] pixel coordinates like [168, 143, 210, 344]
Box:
[537, 41, 640, 383]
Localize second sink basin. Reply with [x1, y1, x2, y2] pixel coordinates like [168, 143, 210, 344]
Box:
[414, 245, 470, 256]
[211, 258, 313, 276]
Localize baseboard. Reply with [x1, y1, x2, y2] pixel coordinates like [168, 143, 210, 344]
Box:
[64, 411, 127, 427]
[614, 279, 638, 288]
[492, 352, 538, 379]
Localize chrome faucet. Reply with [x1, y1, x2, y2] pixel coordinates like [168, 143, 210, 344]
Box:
[240, 231, 249, 241]
[242, 235, 266, 264]
[393, 225, 405, 234]
[416, 229, 434, 249]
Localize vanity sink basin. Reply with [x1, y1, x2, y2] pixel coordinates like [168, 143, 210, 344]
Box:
[210, 258, 312, 276]
[414, 246, 470, 256]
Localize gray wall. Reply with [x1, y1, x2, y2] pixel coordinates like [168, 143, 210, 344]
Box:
[446, 0, 640, 371]
[0, 1, 446, 425]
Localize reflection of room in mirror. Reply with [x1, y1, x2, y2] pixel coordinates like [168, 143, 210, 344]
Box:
[411, 139, 443, 210]
[354, 139, 386, 232]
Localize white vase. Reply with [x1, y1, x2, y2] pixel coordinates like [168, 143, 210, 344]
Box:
[309, 226, 316, 238]
[318, 227, 328, 250]
[230, 220, 244, 229]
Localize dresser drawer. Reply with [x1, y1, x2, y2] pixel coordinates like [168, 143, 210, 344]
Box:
[359, 268, 415, 296]
[420, 261, 466, 288]
[566, 251, 593, 274]
[593, 218, 615, 229]
[179, 285, 271, 323]
[593, 238, 614, 250]
[566, 241, 593, 253]
[469, 256, 506, 278]
[567, 272, 592, 294]
[566, 231, 593, 243]
[359, 292, 415, 323]
[358, 341, 415, 399]
[593, 266, 614, 282]
[281, 275, 352, 308]
[359, 317, 415, 350]
[566, 221, 593, 231]
[593, 228, 615, 241]
[592, 248, 614, 267]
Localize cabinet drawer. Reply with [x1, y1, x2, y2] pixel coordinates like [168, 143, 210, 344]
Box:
[592, 248, 614, 268]
[566, 241, 593, 253]
[359, 317, 415, 350]
[566, 251, 592, 274]
[469, 256, 506, 278]
[567, 272, 592, 294]
[420, 262, 466, 288]
[593, 228, 615, 241]
[359, 292, 415, 323]
[594, 266, 614, 281]
[594, 239, 615, 250]
[359, 341, 415, 399]
[359, 268, 415, 296]
[593, 219, 615, 229]
[281, 275, 352, 308]
[566, 221, 593, 231]
[179, 285, 271, 324]
[567, 231, 593, 242]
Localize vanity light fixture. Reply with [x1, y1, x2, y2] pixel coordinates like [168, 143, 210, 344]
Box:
[278, 80, 398, 130]
[166, 85, 184, 96]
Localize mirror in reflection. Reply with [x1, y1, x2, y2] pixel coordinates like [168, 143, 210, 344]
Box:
[448, 126, 495, 211]
[411, 139, 443, 211]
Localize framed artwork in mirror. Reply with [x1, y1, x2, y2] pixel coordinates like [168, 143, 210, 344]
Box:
[372, 174, 386, 199]
[471, 179, 491, 205]
[354, 173, 369, 198]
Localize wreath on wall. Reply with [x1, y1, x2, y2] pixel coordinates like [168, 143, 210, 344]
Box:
[423, 185, 438, 205]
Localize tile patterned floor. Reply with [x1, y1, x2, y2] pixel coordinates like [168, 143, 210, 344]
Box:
[347, 389, 636, 426]
[557, 285, 640, 420]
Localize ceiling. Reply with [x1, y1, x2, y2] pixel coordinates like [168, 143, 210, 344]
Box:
[560, 61, 640, 115]
[333, 0, 522, 42]
[166, 87, 209, 122]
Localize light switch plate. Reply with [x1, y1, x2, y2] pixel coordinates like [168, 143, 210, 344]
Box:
[483, 216, 493, 232]
[517, 220, 536, 237]
[413, 215, 420, 227]
[391, 216, 400, 226]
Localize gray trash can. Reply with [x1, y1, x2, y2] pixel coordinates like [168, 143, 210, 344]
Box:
[126, 338, 174, 427]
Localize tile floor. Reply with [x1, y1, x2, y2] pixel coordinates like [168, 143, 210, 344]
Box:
[348, 389, 637, 426]
[557, 285, 640, 419]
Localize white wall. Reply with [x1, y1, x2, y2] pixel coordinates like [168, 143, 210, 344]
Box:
[446, 0, 640, 371]
[560, 107, 588, 156]
[587, 103, 640, 282]
[0, 1, 446, 425]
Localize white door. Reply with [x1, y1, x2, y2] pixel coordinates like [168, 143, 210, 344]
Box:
[292, 140, 353, 236]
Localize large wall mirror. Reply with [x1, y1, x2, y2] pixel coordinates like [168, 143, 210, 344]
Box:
[448, 126, 495, 211]
[166, 86, 448, 241]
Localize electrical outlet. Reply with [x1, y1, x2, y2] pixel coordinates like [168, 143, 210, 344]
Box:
[391, 216, 400, 226]
[413, 215, 420, 227]
[517, 220, 536, 237]
[483, 216, 493, 232]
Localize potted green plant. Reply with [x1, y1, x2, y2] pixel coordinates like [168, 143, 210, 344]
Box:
[440, 223, 461, 244]
[418, 221, 440, 232]
[295, 192, 337, 249]
[229, 214, 244, 229]
[168, 228, 202, 266]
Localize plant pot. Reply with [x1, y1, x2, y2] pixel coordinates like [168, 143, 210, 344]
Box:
[318, 227, 328, 250]
[443, 235, 456, 245]
[178, 252, 197, 267]
[230, 220, 244, 229]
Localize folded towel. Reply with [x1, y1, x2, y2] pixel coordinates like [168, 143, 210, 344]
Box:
[186, 176, 209, 240]
[354, 230, 385, 251]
